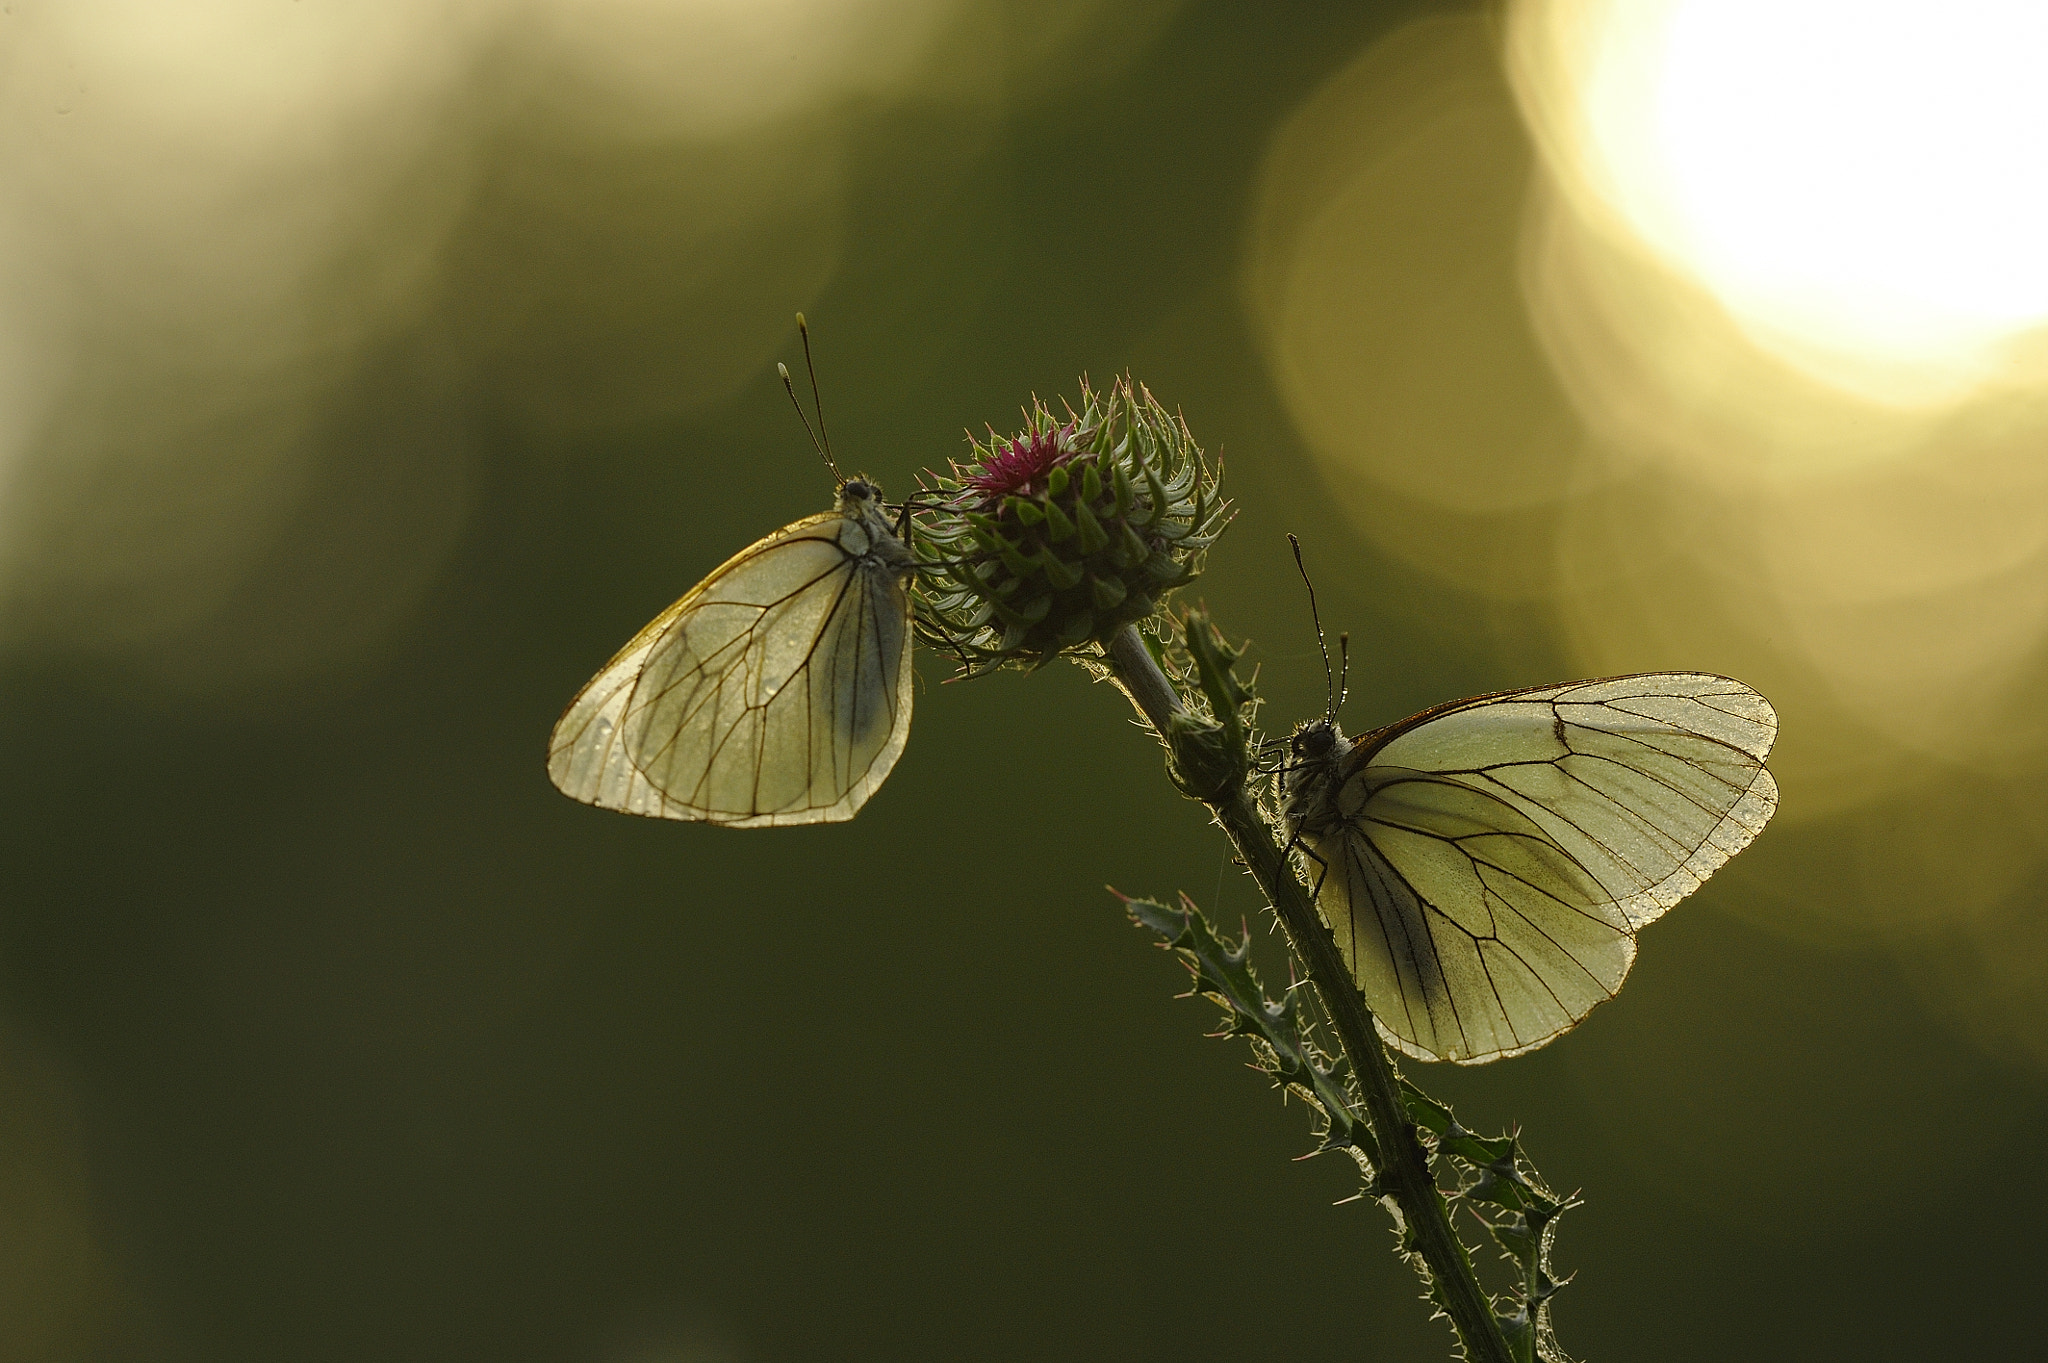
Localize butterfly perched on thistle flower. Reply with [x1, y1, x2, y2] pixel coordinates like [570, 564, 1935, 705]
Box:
[547, 319, 918, 827]
[1278, 542, 1779, 1063]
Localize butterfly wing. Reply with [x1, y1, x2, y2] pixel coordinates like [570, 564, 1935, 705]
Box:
[1313, 673, 1778, 1063]
[547, 511, 915, 827]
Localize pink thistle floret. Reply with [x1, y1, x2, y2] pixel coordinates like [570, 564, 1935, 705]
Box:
[963, 421, 1078, 498]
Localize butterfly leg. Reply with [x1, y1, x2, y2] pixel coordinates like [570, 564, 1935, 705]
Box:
[1281, 826, 1329, 905]
[909, 605, 979, 668]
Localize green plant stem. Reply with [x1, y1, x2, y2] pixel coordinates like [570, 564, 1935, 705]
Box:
[1105, 625, 1514, 1363]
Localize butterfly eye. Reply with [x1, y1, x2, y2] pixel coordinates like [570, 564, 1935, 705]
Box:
[1294, 724, 1334, 759]
[843, 479, 875, 500]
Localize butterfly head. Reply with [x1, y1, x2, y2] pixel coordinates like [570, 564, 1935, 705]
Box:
[837, 477, 915, 568]
[1290, 718, 1341, 761]
[838, 477, 892, 532]
[1281, 717, 1350, 831]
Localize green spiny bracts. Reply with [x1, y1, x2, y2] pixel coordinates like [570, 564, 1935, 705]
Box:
[913, 377, 1229, 672]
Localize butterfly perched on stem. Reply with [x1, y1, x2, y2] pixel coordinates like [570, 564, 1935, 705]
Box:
[1275, 538, 1778, 1063]
[1282, 673, 1779, 1063]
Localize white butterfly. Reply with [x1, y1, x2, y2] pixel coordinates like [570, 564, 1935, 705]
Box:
[1282, 672, 1779, 1063]
[548, 476, 917, 827]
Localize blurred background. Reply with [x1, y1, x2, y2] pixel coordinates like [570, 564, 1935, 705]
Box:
[3, 1, 2045, 1358]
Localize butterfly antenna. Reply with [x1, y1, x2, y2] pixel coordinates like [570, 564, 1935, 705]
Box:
[1288, 533, 1338, 723]
[777, 361, 837, 485]
[796, 312, 840, 483]
[1336, 630, 1350, 719]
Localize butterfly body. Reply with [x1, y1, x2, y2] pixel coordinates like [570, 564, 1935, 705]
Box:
[548, 479, 916, 827]
[1282, 673, 1779, 1064]
[1279, 716, 1351, 839]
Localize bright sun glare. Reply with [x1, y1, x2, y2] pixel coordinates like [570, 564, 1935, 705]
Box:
[1559, 0, 2048, 401]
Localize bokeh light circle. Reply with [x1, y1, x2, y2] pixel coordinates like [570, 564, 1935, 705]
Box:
[1515, 0, 2048, 405]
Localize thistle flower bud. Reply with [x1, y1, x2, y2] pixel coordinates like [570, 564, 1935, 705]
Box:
[914, 377, 1229, 670]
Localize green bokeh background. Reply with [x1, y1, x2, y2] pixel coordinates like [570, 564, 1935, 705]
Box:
[3, 3, 2044, 1361]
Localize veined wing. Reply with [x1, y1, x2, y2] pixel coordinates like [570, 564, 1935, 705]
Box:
[1356, 673, 1778, 931]
[1316, 673, 1778, 1063]
[547, 512, 914, 827]
[1317, 778, 1637, 1064]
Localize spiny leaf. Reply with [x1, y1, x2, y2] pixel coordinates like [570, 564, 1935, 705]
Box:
[1116, 890, 1380, 1169]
